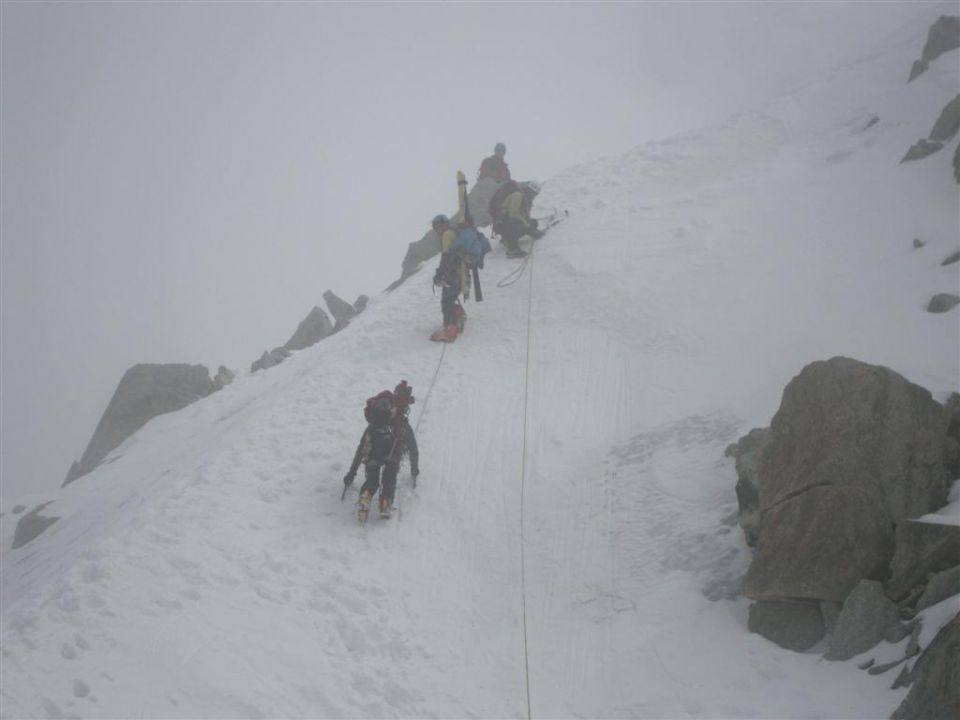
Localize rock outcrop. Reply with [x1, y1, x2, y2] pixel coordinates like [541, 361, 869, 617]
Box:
[927, 294, 960, 313]
[908, 16, 960, 82]
[892, 616, 960, 720]
[825, 580, 902, 660]
[283, 306, 333, 352]
[901, 139, 944, 164]
[886, 520, 960, 603]
[323, 290, 358, 330]
[742, 358, 949, 606]
[251, 347, 291, 373]
[12, 502, 59, 549]
[929, 95, 960, 142]
[63, 364, 216, 486]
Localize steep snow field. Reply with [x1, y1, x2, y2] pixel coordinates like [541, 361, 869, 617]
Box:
[3, 11, 958, 719]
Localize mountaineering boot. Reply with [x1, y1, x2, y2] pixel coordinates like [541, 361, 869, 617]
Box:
[379, 496, 392, 519]
[358, 490, 373, 523]
[452, 305, 467, 333]
[444, 324, 459, 341]
[506, 247, 528, 259]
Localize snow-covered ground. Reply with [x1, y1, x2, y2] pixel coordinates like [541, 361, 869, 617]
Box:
[2, 9, 958, 719]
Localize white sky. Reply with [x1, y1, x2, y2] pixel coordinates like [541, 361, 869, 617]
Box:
[0, 0, 936, 498]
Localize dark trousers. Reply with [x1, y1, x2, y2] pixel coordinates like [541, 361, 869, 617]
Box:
[497, 219, 528, 252]
[360, 461, 399, 503]
[441, 284, 460, 327]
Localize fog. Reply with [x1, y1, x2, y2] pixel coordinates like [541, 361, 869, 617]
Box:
[0, 1, 929, 498]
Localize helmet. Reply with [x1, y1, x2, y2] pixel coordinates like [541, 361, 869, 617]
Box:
[432, 214, 449, 230]
[494, 142, 506, 155]
[524, 180, 542, 195]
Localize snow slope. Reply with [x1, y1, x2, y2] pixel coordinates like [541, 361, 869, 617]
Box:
[2, 10, 958, 719]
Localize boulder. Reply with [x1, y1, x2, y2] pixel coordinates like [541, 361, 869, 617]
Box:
[887, 520, 960, 602]
[728, 427, 769, 547]
[916, 566, 960, 611]
[826, 580, 902, 660]
[891, 615, 960, 720]
[12, 502, 59, 549]
[283, 306, 333, 352]
[744, 357, 949, 604]
[900, 139, 944, 163]
[942, 250, 960, 267]
[927, 294, 960, 313]
[748, 599, 825, 651]
[745, 485, 893, 603]
[913, 238, 926, 249]
[353, 295, 369, 313]
[929, 95, 960, 142]
[63, 364, 215, 486]
[323, 290, 358, 330]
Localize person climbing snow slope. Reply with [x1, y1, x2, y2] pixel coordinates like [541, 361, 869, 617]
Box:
[490, 180, 545, 258]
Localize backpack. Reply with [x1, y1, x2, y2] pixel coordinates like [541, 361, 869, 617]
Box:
[364, 391, 395, 427]
[488, 180, 520, 222]
[450, 227, 492, 268]
[367, 423, 396, 463]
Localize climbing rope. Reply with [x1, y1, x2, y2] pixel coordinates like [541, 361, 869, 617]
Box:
[519, 231, 537, 720]
[396, 342, 447, 522]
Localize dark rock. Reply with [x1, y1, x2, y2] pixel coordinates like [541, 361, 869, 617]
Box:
[906, 622, 923, 659]
[63, 364, 215, 486]
[888, 521, 960, 602]
[868, 656, 908, 675]
[211, 366, 235, 391]
[827, 580, 902, 660]
[885, 621, 913, 644]
[323, 290, 358, 330]
[12, 502, 59, 549]
[927, 294, 960, 313]
[250, 348, 290, 374]
[908, 60, 928, 83]
[891, 664, 913, 690]
[916, 566, 960, 611]
[822, 601, 843, 638]
[825, 580, 900, 660]
[942, 250, 960, 266]
[745, 485, 893, 603]
[892, 616, 960, 720]
[901, 139, 944, 163]
[730, 428, 769, 547]
[748, 599, 825, 651]
[744, 358, 949, 604]
[353, 295, 369, 313]
[913, 238, 926, 249]
[283, 306, 333, 352]
[930, 95, 960, 141]
[921, 16, 960, 66]
[945, 394, 960, 479]
[859, 658, 876, 670]
[11, 505, 26, 515]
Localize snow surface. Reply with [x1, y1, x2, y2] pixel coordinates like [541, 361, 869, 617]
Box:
[2, 9, 959, 719]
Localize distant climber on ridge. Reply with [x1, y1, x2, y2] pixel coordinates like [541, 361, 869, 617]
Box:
[489, 180, 544, 259]
[343, 381, 419, 522]
[478, 142, 511, 183]
[430, 214, 469, 342]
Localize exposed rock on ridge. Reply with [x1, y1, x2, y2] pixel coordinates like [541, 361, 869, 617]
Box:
[63, 364, 217, 487]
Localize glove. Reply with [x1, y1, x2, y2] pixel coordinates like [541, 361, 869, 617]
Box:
[530, 228, 545, 240]
[343, 473, 355, 487]
[433, 269, 442, 287]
